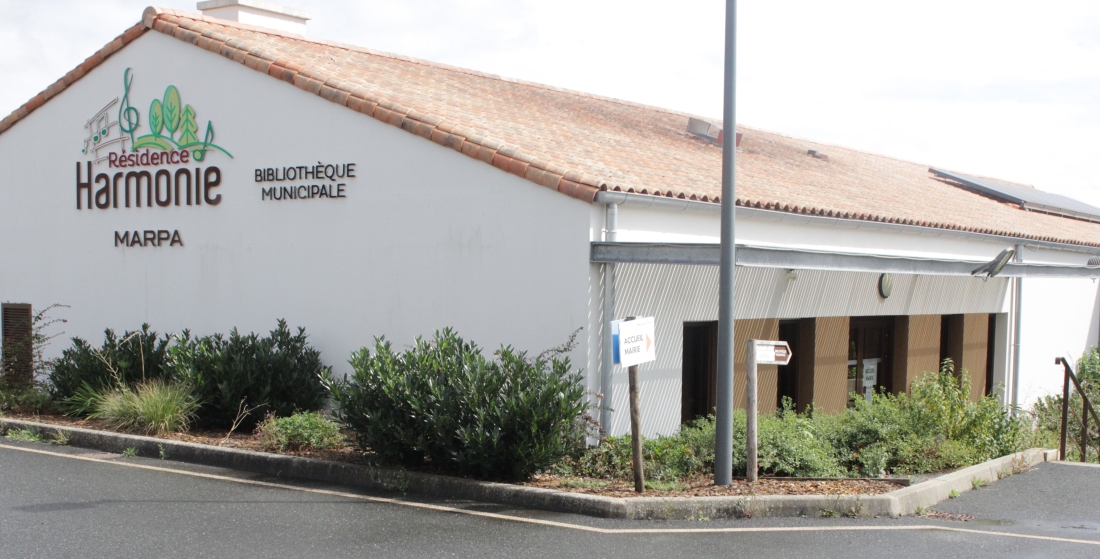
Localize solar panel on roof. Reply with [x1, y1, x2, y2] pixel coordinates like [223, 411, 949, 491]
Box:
[930, 168, 1100, 224]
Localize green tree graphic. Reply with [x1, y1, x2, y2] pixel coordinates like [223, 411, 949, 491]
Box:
[149, 99, 164, 136]
[162, 85, 181, 141]
[178, 104, 198, 147]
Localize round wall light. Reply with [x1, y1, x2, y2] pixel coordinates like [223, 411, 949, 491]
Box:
[878, 273, 893, 299]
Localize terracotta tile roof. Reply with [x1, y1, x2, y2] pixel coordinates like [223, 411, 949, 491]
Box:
[4, 6, 1099, 248]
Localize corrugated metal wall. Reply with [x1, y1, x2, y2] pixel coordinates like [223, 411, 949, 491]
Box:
[603, 263, 1009, 436]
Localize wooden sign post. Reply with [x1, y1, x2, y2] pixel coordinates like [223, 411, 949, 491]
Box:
[746, 340, 792, 482]
[613, 316, 657, 493]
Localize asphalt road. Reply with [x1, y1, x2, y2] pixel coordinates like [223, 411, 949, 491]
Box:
[0, 440, 1097, 559]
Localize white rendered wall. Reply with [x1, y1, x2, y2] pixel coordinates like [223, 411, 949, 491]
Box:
[1014, 273, 1100, 408]
[0, 32, 593, 384]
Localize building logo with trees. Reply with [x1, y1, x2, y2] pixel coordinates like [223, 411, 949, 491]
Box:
[81, 67, 232, 165]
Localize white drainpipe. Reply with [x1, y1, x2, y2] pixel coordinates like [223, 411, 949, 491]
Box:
[1011, 244, 1023, 413]
[600, 203, 618, 435]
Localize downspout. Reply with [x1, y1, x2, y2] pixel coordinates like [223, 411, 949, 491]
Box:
[600, 203, 618, 436]
[1011, 244, 1023, 413]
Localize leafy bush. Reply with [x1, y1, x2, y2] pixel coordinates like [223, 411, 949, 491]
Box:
[88, 380, 199, 435]
[51, 325, 169, 404]
[825, 359, 1029, 475]
[558, 359, 1029, 481]
[165, 320, 330, 429]
[329, 328, 587, 482]
[255, 411, 343, 452]
[0, 381, 55, 414]
[558, 408, 844, 480]
[1030, 348, 1100, 461]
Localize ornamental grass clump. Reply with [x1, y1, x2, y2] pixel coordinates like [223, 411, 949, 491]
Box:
[51, 325, 169, 406]
[255, 411, 343, 452]
[88, 379, 198, 435]
[329, 328, 587, 482]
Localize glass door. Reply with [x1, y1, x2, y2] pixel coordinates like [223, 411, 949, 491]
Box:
[848, 318, 894, 406]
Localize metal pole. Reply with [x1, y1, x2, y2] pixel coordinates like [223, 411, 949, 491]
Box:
[1059, 358, 1070, 461]
[714, 0, 738, 487]
[745, 339, 758, 482]
[628, 363, 645, 493]
[600, 203, 618, 435]
[1011, 245, 1023, 414]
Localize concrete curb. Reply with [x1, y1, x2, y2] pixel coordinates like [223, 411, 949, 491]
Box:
[0, 418, 1055, 520]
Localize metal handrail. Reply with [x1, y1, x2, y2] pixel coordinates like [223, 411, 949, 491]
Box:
[1055, 357, 1100, 462]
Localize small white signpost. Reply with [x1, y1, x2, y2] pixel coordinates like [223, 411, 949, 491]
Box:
[745, 340, 792, 482]
[612, 316, 656, 493]
[862, 358, 879, 403]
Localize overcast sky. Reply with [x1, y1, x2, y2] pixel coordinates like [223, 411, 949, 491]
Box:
[3, 1, 1099, 206]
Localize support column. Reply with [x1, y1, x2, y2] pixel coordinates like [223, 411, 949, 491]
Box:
[733, 319, 779, 413]
[943, 313, 989, 401]
[794, 316, 849, 414]
[893, 315, 941, 394]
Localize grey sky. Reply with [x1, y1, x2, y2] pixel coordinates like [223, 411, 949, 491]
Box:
[3, 1, 1099, 206]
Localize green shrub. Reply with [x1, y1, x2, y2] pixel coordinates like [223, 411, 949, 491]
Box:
[0, 381, 55, 414]
[758, 406, 845, 477]
[255, 412, 342, 452]
[563, 415, 720, 481]
[1029, 348, 1100, 461]
[88, 379, 199, 435]
[165, 320, 330, 429]
[5, 428, 47, 443]
[329, 329, 587, 482]
[51, 325, 169, 404]
[560, 409, 844, 481]
[559, 359, 1027, 482]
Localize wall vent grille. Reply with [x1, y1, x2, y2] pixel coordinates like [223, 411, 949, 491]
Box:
[1, 303, 33, 383]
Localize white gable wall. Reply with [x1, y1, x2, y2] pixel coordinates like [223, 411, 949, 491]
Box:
[0, 32, 595, 385]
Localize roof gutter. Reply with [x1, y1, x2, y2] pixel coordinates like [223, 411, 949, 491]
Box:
[590, 242, 1100, 278]
[593, 191, 1100, 256]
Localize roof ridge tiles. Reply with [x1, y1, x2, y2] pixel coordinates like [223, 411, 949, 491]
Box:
[145, 7, 718, 122]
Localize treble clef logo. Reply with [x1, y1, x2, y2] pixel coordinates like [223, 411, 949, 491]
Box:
[118, 67, 139, 151]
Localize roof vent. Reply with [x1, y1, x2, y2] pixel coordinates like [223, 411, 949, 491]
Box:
[687, 117, 741, 147]
[197, 0, 311, 34]
[807, 150, 829, 161]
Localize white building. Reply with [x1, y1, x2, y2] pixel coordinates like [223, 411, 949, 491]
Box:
[2, 3, 1098, 436]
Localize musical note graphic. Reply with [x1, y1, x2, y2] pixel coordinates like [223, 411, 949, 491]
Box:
[193, 121, 216, 161]
[118, 68, 139, 151]
[82, 98, 123, 162]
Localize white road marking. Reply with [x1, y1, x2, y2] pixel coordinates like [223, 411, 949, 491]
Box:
[1, 441, 1097, 545]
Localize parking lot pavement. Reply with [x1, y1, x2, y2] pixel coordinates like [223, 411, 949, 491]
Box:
[1, 440, 1096, 559]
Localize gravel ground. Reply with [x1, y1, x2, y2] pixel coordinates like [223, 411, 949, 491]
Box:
[525, 474, 901, 497]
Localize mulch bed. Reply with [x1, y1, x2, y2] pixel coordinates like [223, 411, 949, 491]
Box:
[6, 412, 903, 498]
[2, 412, 374, 465]
[525, 474, 901, 498]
